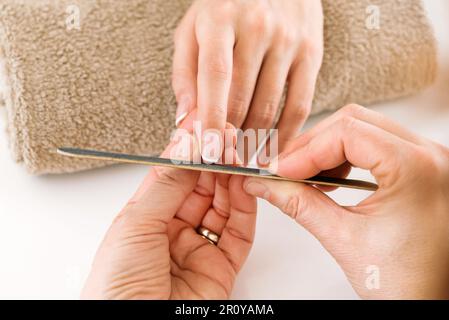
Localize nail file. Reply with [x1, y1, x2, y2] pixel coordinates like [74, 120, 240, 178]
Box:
[56, 147, 378, 191]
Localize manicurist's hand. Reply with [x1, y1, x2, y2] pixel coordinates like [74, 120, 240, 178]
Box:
[172, 0, 324, 151]
[82, 122, 257, 299]
[244, 104, 449, 299]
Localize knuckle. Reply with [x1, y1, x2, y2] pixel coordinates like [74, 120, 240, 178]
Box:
[203, 57, 232, 80]
[277, 24, 298, 48]
[228, 96, 250, 119]
[227, 107, 247, 125]
[413, 146, 441, 174]
[282, 194, 300, 219]
[209, 1, 236, 22]
[204, 105, 227, 125]
[254, 106, 277, 127]
[219, 0, 236, 14]
[291, 103, 312, 121]
[229, 95, 249, 110]
[339, 115, 358, 133]
[171, 67, 192, 86]
[300, 35, 323, 60]
[228, 98, 247, 113]
[340, 104, 366, 118]
[282, 193, 309, 224]
[245, 5, 272, 35]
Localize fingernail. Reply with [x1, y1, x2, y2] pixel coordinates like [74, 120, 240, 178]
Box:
[175, 112, 187, 127]
[202, 153, 221, 164]
[244, 181, 270, 199]
[175, 96, 190, 127]
[268, 158, 279, 174]
[201, 130, 222, 164]
[220, 146, 234, 165]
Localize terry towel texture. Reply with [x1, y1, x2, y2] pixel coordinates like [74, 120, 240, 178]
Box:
[0, 0, 437, 174]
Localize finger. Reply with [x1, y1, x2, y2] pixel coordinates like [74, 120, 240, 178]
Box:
[172, 7, 199, 126]
[196, 21, 235, 133]
[276, 58, 320, 151]
[201, 124, 239, 232]
[200, 174, 232, 235]
[242, 51, 292, 163]
[282, 104, 424, 157]
[131, 110, 199, 201]
[218, 175, 257, 272]
[243, 177, 347, 251]
[257, 59, 318, 167]
[218, 122, 243, 166]
[174, 172, 215, 228]
[271, 117, 414, 187]
[127, 115, 199, 222]
[242, 51, 291, 132]
[125, 165, 200, 225]
[226, 31, 267, 128]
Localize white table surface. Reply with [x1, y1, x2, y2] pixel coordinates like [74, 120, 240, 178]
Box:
[0, 0, 448, 299]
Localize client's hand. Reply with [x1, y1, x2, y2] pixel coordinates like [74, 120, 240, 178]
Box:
[82, 140, 256, 299]
[172, 0, 324, 151]
[244, 104, 449, 299]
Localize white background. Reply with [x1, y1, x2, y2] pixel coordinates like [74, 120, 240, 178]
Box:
[0, 0, 448, 299]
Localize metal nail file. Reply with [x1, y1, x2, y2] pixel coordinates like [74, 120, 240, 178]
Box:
[56, 147, 378, 191]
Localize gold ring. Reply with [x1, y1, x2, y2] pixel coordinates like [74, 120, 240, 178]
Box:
[197, 227, 220, 245]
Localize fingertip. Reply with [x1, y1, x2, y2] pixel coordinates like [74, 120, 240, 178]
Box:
[175, 95, 192, 127]
[242, 177, 270, 199]
[177, 108, 198, 132]
[200, 128, 224, 164]
[243, 177, 256, 191]
[225, 122, 236, 131]
[268, 149, 315, 179]
[175, 111, 188, 127]
[230, 175, 257, 211]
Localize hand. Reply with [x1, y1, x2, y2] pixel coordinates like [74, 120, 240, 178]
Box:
[82, 137, 257, 299]
[243, 104, 449, 299]
[172, 0, 324, 152]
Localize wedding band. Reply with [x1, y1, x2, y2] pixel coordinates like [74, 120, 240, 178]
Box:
[197, 227, 220, 245]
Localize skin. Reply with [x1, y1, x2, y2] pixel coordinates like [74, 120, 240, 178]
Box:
[82, 116, 257, 300]
[172, 0, 324, 153]
[244, 104, 449, 299]
[82, 105, 449, 299]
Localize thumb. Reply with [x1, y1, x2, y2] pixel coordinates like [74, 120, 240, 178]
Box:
[126, 131, 201, 224]
[243, 177, 348, 243]
[129, 167, 200, 224]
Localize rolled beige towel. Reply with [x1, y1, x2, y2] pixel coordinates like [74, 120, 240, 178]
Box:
[0, 0, 437, 174]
